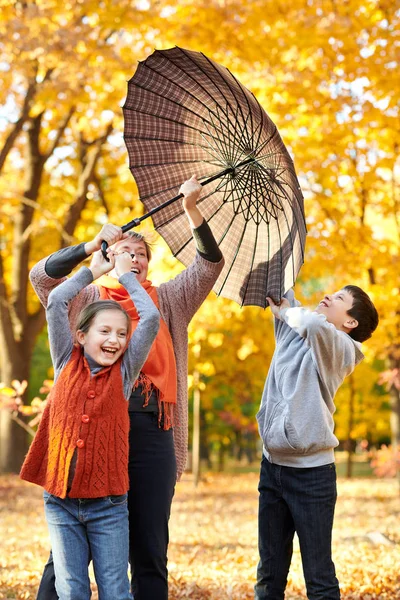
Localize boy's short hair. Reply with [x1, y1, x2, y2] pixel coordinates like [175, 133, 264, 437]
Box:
[343, 285, 379, 343]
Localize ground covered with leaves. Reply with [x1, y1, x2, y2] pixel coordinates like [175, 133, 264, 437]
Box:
[0, 473, 399, 599]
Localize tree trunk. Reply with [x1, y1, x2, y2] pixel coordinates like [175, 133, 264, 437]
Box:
[346, 374, 355, 479]
[0, 113, 107, 473]
[388, 355, 400, 491]
[0, 343, 33, 472]
[217, 444, 225, 472]
[192, 369, 201, 487]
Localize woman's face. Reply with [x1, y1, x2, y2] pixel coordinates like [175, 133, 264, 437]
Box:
[111, 239, 149, 283]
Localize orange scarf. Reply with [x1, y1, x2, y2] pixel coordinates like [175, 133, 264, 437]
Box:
[96, 276, 177, 429]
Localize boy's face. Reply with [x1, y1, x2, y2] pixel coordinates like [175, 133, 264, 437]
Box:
[315, 289, 358, 332]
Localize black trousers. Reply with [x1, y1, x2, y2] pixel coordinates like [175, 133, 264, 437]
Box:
[37, 412, 177, 600]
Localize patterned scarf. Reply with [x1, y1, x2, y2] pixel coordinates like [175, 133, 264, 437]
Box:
[96, 275, 177, 429]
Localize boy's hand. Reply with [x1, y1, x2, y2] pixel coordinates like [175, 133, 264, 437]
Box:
[84, 224, 129, 255]
[266, 297, 290, 319]
[114, 252, 133, 278]
[89, 250, 115, 279]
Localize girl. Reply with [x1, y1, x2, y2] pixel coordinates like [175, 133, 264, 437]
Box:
[20, 249, 160, 600]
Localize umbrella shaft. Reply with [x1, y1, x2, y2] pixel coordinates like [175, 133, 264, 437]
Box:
[122, 157, 255, 233]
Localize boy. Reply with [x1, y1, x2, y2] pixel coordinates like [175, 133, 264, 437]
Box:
[255, 286, 379, 600]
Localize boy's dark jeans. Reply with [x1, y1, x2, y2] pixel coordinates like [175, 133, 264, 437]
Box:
[255, 456, 340, 600]
[37, 412, 176, 600]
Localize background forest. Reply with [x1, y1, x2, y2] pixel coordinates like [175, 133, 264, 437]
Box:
[0, 0, 398, 477]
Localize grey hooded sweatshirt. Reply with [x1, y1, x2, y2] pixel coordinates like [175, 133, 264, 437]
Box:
[256, 290, 364, 467]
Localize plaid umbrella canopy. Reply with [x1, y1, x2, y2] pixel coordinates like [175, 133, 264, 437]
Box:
[117, 47, 306, 307]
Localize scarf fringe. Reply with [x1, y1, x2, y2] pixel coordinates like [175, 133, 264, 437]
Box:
[158, 397, 176, 431]
[134, 373, 176, 430]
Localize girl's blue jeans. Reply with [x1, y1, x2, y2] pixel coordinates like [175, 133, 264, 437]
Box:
[255, 456, 340, 600]
[43, 491, 132, 600]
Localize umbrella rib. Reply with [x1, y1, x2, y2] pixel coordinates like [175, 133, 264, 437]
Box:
[254, 172, 285, 218]
[222, 103, 237, 164]
[257, 167, 291, 209]
[174, 47, 251, 136]
[259, 165, 301, 215]
[125, 78, 236, 139]
[206, 102, 249, 168]
[218, 169, 251, 212]
[228, 70, 259, 150]
[254, 127, 279, 161]
[137, 167, 233, 203]
[238, 173, 260, 306]
[125, 134, 233, 163]
[197, 131, 232, 166]
[269, 183, 297, 286]
[263, 161, 306, 236]
[123, 105, 220, 138]
[209, 103, 236, 165]
[200, 52, 255, 151]
[134, 59, 244, 140]
[129, 158, 225, 168]
[265, 218, 271, 300]
[201, 112, 233, 165]
[268, 174, 306, 266]
[232, 168, 281, 219]
[215, 169, 255, 302]
[230, 108, 256, 166]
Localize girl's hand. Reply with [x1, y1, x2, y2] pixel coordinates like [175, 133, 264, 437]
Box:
[84, 224, 129, 255]
[89, 250, 115, 279]
[114, 252, 133, 278]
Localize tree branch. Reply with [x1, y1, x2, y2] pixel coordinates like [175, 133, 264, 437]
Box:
[0, 248, 17, 354]
[62, 122, 114, 241]
[44, 106, 75, 162]
[92, 173, 110, 214]
[0, 75, 37, 175]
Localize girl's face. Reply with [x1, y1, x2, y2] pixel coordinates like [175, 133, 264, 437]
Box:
[76, 309, 129, 366]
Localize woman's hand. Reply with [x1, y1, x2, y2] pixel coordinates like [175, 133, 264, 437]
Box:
[179, 175, 204, 228]
[114, 252, 133, 278]
[84, 224, 129, 255]
[89, 250, 115, 280]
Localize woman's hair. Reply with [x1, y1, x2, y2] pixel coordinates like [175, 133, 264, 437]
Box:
[76, 300, 131, 336]
[124, 231, 153, 261]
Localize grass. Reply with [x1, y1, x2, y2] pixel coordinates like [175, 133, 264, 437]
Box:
[0, 472, 399, 599]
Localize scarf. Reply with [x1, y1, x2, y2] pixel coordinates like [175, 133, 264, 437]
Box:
[96, 275, 177, 429]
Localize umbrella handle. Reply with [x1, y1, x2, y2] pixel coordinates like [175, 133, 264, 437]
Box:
[100, 218, 142, 260]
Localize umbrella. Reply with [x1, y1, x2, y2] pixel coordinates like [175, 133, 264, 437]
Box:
[112, 47, 307, 307]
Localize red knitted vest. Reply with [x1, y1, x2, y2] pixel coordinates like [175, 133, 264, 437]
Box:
[20, 346, 130, 499]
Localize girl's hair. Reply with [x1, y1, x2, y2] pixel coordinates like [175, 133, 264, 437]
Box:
[124, 231, 153, 261]
[76, 300, 131, 336]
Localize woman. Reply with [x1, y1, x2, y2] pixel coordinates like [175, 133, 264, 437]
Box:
[22, 249, 159, 600]
[31, 177, 224, 600]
